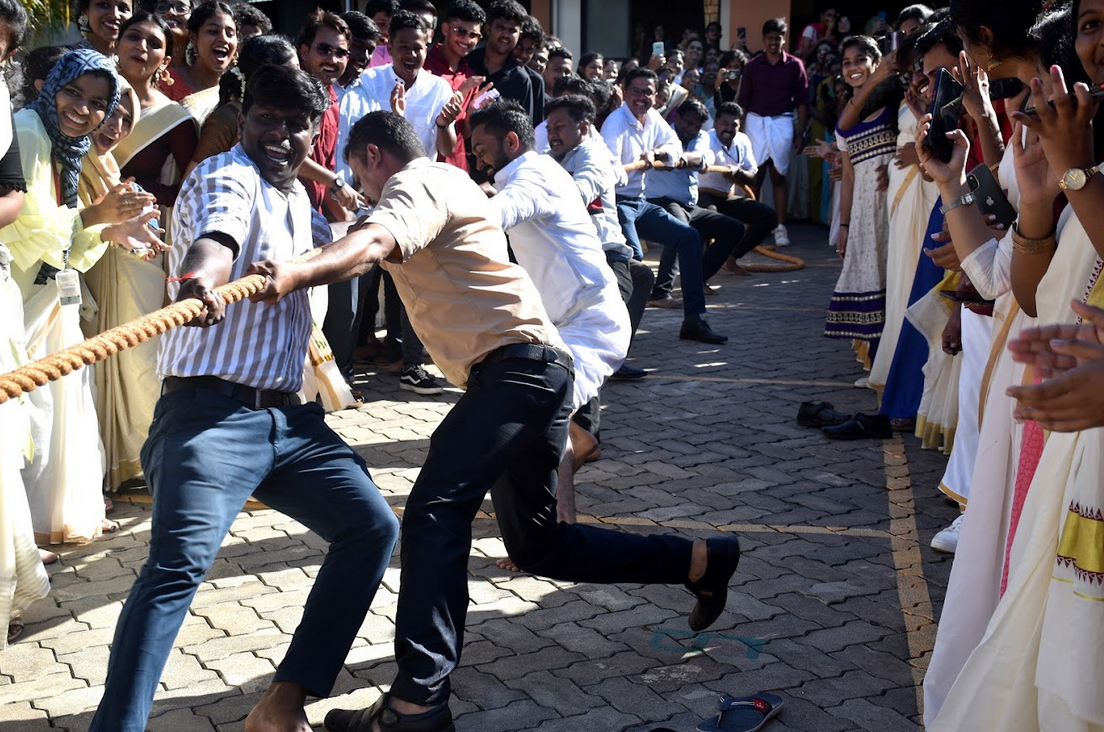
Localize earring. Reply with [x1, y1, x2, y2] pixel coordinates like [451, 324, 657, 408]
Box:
[185, 41, 197, 66]
[77, 12, 91, 34]
[987, 58, 1002, 72]
[156, 65, 173, 86]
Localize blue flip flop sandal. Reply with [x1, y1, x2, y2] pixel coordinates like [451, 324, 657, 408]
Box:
[696, 694, 784, 732]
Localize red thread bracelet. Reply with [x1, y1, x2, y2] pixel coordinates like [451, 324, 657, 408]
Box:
[165, 271, 197, 283]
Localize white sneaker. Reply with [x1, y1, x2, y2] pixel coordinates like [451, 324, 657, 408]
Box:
[931, 514, 964, 554]
[773, 224, 790, 246]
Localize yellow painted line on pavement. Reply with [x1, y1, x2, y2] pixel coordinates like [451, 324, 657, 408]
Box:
[883, 435, 935, 717]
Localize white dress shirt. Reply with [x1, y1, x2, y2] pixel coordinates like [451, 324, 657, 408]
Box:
[599, 103, 682, 198]
[335, 66, 453, 183]
[555, 136, 633, 260]
[644, 127, 714, 207]
[162, 145, 314, 392]
[699, 128, 758, 195]
[490, 151, 629, 408]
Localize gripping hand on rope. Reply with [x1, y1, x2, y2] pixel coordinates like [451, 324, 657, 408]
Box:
[173, 234, 235, 327]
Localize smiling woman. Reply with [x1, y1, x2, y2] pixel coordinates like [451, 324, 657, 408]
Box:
[76, 0, 133, 58]
[163, 0, 238, 124]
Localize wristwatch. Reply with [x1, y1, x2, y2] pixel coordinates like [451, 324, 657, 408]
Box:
[1059, 164, 1102, 192]
[331, 176, 346, 193]
[939, 191, 976, 215]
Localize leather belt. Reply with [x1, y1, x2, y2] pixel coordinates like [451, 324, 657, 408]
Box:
[162, 376, 300, 409]
[479, 343, 574, 373]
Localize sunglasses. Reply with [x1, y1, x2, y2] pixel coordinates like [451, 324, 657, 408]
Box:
[449, 25, 481, 40]
[155, 1, 190, 14]
[315, 42, 350, 59]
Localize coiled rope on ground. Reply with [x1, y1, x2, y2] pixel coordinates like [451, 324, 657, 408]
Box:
[0, 274, 267, 405]
[622, 160, 806, 273]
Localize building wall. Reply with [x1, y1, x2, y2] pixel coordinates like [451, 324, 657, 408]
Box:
[727, 0, 791, 54]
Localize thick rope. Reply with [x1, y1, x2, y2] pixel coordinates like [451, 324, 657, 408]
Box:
[0, 274, 267, 405]
[621, 160, 805, 272]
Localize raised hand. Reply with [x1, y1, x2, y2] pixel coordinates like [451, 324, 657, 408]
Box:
[1009, 64, 1098, 176]
[390, 82, 406, 116]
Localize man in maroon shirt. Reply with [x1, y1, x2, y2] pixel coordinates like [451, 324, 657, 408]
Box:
[423, 0, 486, 171]
[738, 17, 809, 247]
[298, 9, 363, 222]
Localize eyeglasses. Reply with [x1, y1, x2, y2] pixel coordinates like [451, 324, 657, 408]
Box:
[315, 42, 350, 59]
[155, 1, 190, 14]
[626, 87, 656, 98]
[449, 25, 481, 40]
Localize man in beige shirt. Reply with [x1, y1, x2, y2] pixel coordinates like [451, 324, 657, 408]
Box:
[248, 111, 741, 732]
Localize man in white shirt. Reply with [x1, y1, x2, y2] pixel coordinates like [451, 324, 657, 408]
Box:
[601, 67, 726, 344]
[698, 101, 778, 270]
[470, 100, 630, 521]
[546, 93, 653, 379]
[646, 99, 751, 302]
[88, 66, 399, 732]
[335, 10, 456, 185]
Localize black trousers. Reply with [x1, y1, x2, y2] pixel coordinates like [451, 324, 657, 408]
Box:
[390, 351, 694, 705]
[697, 191, 777, 252]
[647, 197, 743, 298]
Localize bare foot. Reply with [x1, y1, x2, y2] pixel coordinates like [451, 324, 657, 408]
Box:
[101, 518, 119, 533]
[245, 682, 311, 732]
[7, 619, 24, 643]
[38, 549, 58, 565]
[688, 539, 708, 585]
[568, 422, 598, 472]
[495, 557, 521, 572]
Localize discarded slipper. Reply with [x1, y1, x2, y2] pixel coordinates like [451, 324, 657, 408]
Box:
[6, 619, 24, 643]
[697, 694, 784, 732]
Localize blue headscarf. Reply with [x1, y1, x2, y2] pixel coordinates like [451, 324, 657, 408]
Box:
[31, 49, 120, 210]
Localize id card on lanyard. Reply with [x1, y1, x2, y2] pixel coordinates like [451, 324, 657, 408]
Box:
[53, 154, 80, 306]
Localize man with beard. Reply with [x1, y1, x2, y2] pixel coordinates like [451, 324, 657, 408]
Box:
[247, 110, 742, 732]
[645, 98, 753, 304]
[87, 66, 400, 732]
[546, 93, 654, 379]
[602, 68, 727, 344]
[698, 101, 779, 273]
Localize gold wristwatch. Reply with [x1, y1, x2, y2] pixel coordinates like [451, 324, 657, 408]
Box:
[1059, 164, 1103, 192]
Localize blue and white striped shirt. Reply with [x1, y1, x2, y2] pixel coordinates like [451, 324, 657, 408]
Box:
[159, 145, 314, 392]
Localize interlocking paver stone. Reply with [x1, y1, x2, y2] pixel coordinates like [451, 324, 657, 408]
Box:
[0, 227, 960, 731]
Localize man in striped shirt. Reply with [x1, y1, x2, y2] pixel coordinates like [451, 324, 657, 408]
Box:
[248, 111, 742, 732]
[88, 67, 400, 732]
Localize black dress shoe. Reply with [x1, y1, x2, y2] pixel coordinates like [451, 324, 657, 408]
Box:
[796, 401, 852, 428]
[685, 535, 741, 632]
[680, 316, 728, 344]
[611, 364, 647, 380]
[325, 694, 454, 732]
[822, 413, 893, 440]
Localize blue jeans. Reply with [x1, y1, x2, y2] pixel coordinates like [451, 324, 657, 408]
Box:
[388, 352, 693, 706]
[615, 196, 706, 317]
[89, 389, 399, 732]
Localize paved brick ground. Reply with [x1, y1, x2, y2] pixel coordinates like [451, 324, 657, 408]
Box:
[0, 223, 959, 731]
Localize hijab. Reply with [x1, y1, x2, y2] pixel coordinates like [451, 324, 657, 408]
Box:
[81, 79, 141, 203]
[31, 48, 120, 209]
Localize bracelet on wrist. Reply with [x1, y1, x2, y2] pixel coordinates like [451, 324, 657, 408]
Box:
[839, 223, 850, 227]
[436, 118, 450, 129]
[1011, 223, 1057, 255]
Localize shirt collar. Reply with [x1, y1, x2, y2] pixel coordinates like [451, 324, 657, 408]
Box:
[493, 149, 536, 188]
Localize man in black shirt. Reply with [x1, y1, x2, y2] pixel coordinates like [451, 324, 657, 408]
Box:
[463, 0, 537, 124]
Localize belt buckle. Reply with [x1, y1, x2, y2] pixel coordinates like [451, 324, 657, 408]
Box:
[252, 388, 264, 410]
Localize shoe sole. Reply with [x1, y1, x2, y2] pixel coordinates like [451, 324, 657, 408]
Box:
[400, 382, 444, 395]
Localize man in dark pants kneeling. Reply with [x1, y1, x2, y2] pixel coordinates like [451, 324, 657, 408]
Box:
[247, 111, 743, 732]
[89, 66, 400, 732]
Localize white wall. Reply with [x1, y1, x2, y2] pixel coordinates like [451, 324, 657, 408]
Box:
[584, 0, 631, 58]
[552, 0, 582, 58]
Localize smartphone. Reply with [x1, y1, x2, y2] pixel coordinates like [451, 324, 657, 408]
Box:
[652, 41, 665, 58]
[989, 78, 1024, 100]
[966, 163, 1018, 229]
[472, 87, 500, 109]
[737, 27, 747, 46]
[925, 68, 964, 164]
[881, 30, 901, 54]
[1022, 82, 1104, 115]
[876, 10, 887, 29]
